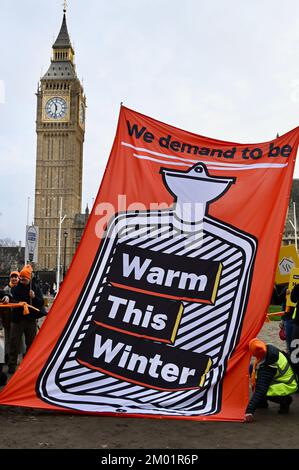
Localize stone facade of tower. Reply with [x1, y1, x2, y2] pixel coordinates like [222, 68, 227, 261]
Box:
[34, 13, 87, 273]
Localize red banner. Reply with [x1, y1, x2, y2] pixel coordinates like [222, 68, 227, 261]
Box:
[1, 106, 299, 421]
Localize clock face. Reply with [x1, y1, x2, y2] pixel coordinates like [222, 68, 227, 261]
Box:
[79, 102, 85, 124]
[45, 97, 67, 119]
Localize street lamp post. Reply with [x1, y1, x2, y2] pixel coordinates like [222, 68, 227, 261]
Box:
[56, 197, 66, 293]
[63, 231, 68, 279]
[294, 202, 297, 252]
[288, 201, 298, 252]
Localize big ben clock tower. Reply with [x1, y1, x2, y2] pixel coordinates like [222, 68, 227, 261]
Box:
[34, 8, 86, 273]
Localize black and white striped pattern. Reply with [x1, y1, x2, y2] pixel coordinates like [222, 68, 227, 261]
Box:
[56, 218, 245, 414]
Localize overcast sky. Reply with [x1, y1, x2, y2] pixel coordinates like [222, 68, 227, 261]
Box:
[1, 0, 299, 243]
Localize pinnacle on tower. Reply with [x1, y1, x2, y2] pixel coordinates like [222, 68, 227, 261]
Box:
[53, 12, 73, 51]
[48, 8, 75, 68]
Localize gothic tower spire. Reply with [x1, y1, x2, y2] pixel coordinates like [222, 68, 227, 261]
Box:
[52, 8, 75, 64]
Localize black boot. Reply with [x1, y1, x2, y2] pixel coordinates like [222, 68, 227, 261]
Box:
[278, 396, 293, 414]
[7, 365, 16, 374]
[0, 371, 7, 386]
[256, 399, 269, 409]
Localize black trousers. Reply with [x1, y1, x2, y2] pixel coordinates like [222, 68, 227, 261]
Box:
[0, 312, 11, 363]
[267, 395, 292, 407]
[9, 319, 37, 368]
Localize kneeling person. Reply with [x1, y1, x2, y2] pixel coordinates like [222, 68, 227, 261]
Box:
[245, 338, 297, 422]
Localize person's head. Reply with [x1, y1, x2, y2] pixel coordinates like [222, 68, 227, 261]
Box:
[9, 271, 19, 287]
[19, 265, 33, 285]
[249, 338, 267, 362]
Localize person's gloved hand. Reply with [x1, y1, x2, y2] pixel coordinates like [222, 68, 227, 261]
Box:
[244, 413, 254, 423]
